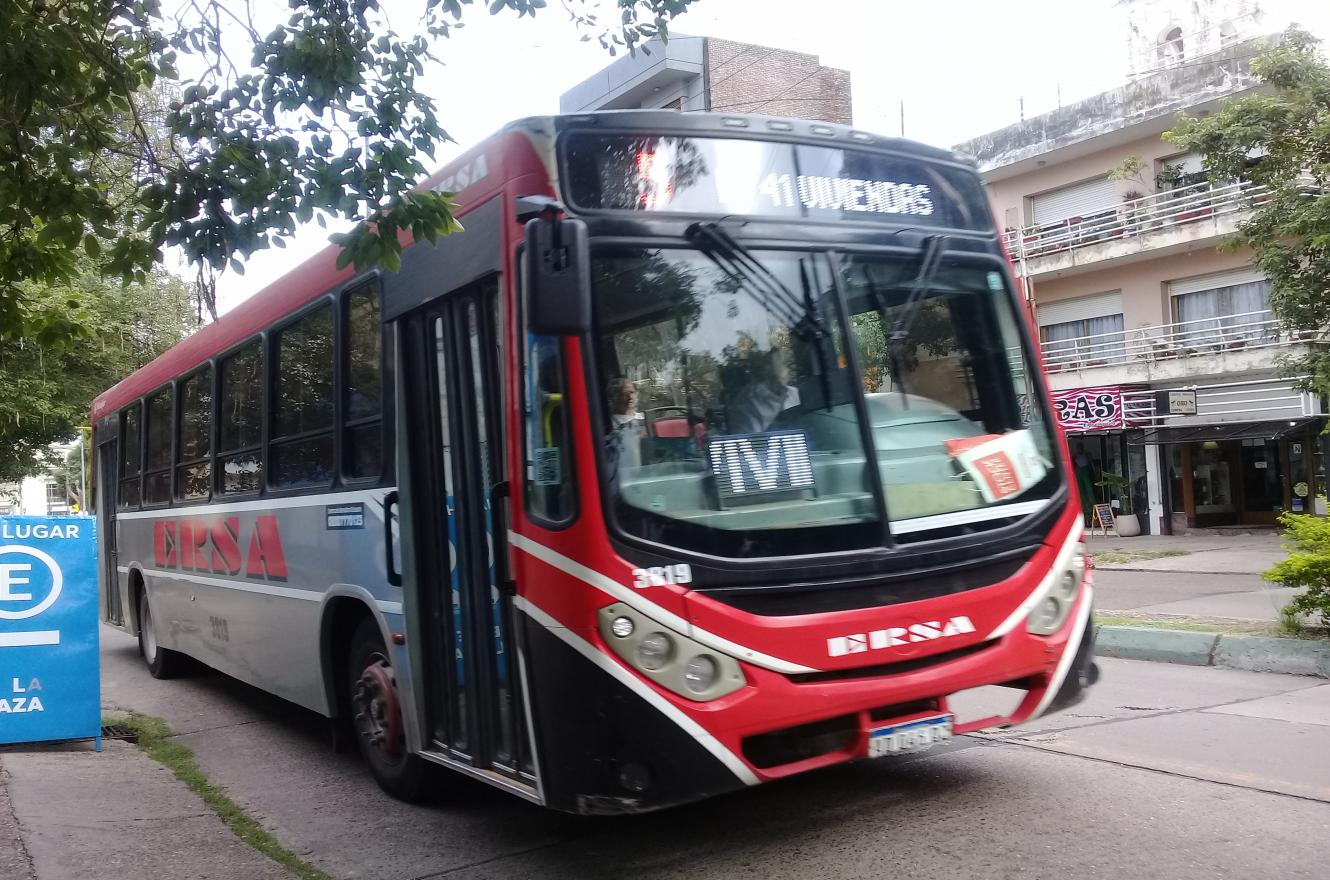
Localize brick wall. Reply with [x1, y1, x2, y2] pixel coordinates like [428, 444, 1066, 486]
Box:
[704, 38, 852, 125]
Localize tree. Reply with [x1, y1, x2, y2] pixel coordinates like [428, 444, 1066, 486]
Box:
[1166, 27, 1330, 393]
[1, 0, 699, 334]
[0, 259, 194, 485]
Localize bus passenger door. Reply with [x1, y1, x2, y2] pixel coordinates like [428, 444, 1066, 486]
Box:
[397, 276, 534, 787]
[96, 436, 124, 625]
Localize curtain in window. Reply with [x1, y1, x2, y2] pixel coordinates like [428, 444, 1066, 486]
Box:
[1083, 314, 1126, 363]
[1175, 280, 1271, 345]
[1041, 315, 1125, 366]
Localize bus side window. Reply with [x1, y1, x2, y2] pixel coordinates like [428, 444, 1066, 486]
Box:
[271, 303, 335, 490]
[119, 402, 142, 509]
[219, 340, 263, 494]
[524, 334, 575, 526]
[143, 388, 173, 505]
[343, 283, 382, 480]
[176, 366, 212, 501]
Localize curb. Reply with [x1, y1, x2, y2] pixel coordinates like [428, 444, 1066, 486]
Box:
[1095, 625, 1330, 678]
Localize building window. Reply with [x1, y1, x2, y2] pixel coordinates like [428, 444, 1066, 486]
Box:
[1173, 278, 1273, 344]
[1158, 26, 1185, 67]
[272, 303, 335, 489]
[343, 284, 382, 480]
[219, 341, 263, 494]
[143, 388, 173, 505]
[1040, 314, 1126, 366]
[176, 367, 212, 500]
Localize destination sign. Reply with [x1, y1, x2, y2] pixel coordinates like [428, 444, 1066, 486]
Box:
[562, 134, 989, 230]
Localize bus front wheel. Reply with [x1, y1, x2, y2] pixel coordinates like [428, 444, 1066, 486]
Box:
[347, 618, 435, 802]
[137, 590, 185, 679]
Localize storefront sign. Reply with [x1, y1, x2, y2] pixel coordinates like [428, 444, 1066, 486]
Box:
[1052, 386, 1124, 432]
[0, 517, 100, 746]
[1156, 389, 1198, 416]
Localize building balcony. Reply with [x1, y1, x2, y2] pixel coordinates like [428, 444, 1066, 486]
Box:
[1004, 180, 1270, 279]
[1040, 309, 1320, 391]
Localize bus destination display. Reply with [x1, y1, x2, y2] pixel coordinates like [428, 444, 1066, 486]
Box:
[562, 133, 989, 230]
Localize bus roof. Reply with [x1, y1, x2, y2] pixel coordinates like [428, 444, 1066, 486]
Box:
[92, 112, 967, 421]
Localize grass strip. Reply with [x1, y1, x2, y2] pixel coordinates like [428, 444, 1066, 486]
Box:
[113, 712, 331, 880]
[1092, 549, 1192, 565]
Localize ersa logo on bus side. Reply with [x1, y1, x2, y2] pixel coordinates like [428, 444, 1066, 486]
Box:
[0, 520, 85, 716]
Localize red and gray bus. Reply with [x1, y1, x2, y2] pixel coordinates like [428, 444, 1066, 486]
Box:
[92, 110, 1097, 813]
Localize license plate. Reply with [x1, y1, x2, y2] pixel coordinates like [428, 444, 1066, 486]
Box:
[867, 714, 954, 758]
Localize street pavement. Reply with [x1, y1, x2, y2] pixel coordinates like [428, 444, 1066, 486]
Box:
[1089, 532, 1299, 622]
[5, 625, 1323, 880]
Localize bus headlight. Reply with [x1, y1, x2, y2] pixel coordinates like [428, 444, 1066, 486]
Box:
[683, 655, 719, 693]
[1028, 543, 1086, 635]
[598, 604, 746, 701]
[637, 633, 674, 670]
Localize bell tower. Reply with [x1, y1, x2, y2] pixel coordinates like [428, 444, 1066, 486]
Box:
[1119, 0, 1266, 78]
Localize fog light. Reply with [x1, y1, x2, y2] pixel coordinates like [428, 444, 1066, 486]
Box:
[610, 616, 635, 638]
[683, 655, 719, 693]
[1029, 596, 1062, 634]
[637, 633, 674, 670]
[618, 760, 652, 793]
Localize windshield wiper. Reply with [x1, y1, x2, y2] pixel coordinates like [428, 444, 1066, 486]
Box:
[878, 234, 949, 407]
[685, 222, 829, 340]
[686, 222, 836, 413]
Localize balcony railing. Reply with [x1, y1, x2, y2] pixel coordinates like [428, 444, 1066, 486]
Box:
[1040, 309, 1303, 372]
[1004, 180, 1270, 262]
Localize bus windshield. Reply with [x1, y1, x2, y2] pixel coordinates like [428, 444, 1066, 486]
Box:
[592, 246, 1060, 557]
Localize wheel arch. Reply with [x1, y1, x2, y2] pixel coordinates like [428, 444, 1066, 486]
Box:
[319, 589, 393, 721]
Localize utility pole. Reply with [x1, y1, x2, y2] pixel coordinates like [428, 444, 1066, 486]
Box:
[899, 99, 905, 138]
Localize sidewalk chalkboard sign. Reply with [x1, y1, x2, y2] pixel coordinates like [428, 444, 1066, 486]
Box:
[1091, 503, 1115, 536]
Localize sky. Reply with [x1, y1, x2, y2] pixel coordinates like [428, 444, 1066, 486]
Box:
[210, 0, 1330, 314]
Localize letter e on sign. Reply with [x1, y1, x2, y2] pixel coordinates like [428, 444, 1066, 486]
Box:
[0, 546, 63, 620]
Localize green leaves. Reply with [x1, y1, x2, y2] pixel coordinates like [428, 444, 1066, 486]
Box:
[2, 0, 701, 331]
[1265, 513, 1330, 628]
[1166, 27, 1330, 400]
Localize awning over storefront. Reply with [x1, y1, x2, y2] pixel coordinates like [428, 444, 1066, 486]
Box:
[1130, 417, 1324, 445]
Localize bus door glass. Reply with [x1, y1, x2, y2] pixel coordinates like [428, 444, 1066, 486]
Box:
[420, 279, 530, 780]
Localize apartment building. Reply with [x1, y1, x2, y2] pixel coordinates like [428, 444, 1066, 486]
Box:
[560, 34, 851, 125]
[956, 0, 1325, 534]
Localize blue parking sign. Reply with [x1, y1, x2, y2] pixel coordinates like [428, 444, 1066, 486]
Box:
[0, 516, 100, 746]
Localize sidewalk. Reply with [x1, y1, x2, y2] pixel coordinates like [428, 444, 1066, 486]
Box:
[0, 741, 295, 880]
[1087, 531, 1303, 623]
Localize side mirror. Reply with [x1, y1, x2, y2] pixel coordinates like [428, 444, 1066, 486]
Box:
[524, 217, 590, 335]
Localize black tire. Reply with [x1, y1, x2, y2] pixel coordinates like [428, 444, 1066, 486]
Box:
[347, 618, 436, 802]
[137, 589, 186, 679]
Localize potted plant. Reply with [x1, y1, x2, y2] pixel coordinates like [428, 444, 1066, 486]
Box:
[1096, 471, 1141, 536]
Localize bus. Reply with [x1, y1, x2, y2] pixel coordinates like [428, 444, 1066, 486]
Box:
[91, 110, 1097, 813]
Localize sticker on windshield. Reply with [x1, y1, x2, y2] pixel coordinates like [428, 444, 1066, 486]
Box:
[946, 430, 1048, 503]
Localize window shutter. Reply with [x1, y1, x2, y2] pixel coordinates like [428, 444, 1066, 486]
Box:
[1030, 177, 1118, 223]
[1167, 269, 1266, 297]
[1037, 291, 1124, 328]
